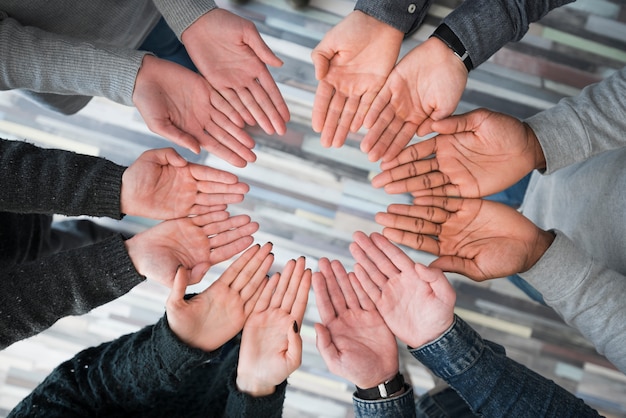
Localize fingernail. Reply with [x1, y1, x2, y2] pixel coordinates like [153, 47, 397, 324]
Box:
[293, 321, 299, 333]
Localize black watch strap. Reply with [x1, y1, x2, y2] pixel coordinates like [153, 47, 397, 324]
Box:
[430, 23, 473, 72]
[355, 373, 405, 400]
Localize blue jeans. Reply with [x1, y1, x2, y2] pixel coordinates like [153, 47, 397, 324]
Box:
[139, 17, 197, 72]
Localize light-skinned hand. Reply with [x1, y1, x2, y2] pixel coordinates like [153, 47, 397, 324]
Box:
[166, 243, 274, 352]
[237, 257, 311, 397]
[372, 108, 546, 197]
[125, 211, 259, 287]
[132, 55, 256, 167]
[182, 9, 289, 136]
[311, 11, 404, 149]
[362, 37, 468, 162]
[350, 231, 456, 348]
[313, 258, 399, 388]
[375, 198, 555, 281]
[120, 147, 249, 219]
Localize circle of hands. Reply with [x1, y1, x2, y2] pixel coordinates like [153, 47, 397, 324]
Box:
[123, 7, 556, 396]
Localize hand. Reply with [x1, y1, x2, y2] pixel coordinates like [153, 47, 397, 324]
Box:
[182, 9, 289, 136]
[313, 258, 398, 388]
[166, 243, 274, 352]
[237, 257, 311, 397]
[133, 55, 256, 167]
[125, 211, 259, 287]
[361, 37, 468, 162]
[375, 198, 555, 281]
[311, 11, 404, 148]
[372, 108, 545, 197]
[349, 231, 456, 348]
[120, 147, 249, 219]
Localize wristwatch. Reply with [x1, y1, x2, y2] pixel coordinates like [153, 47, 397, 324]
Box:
[355, 373, 405, 400]
[430, 23, 474, 72]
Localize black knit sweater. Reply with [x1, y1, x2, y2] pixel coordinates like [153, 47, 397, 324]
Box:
[0, 138, 145, 348]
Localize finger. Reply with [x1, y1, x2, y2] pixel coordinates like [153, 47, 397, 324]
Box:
[254, 272, 280, 312]
[243, 276, 268, 317]
[348, 241, 389, 289]
[197, 128, 251, 168]
[290, 268, 312, 323]
[314, 323, 339, 368]
[331, 96, 360, 148]
[270, 259, 296, 308]
[320, 92, 345, 148]
[429, 111, 480, 135]
[381, 227, 440, 255]
[375, 212, 442, 236]
[351, 231, 400, 279]
[201, 214, 252, 235]
[312, 80, 334, 133]
[429, 255, 483, 280]
[235, 85, 275, 135]
[158, 147, 188, 167]
[206, 86, 246, 128]
[281, 256, 307, 311]
[331, 260, 360, 310]
[208, 221, 260, 249]
[380, 122, 419, 162]
[347, 272, 376, 311]
[208, 235, 256, 266]
[189, 204, 228, 216]
[387, 203, 452, 223]
[412, 183, 463, 199]
[166, 266, 190, 309]
[350, 90, 377, 133]
[229, 244, 273, 290]
[202, 115, 256, 153]
[318, 257, 348, 316]
[189, 163, 239, 184]
[412, 196, 466, 213]
[366, 115, 405, 162]
[217, 243, 263, 286]
[151, 122, 201, 155]
[416, 117, 436, 137]
[379, 138, 437, 171]
[245, 29, 284, 68]
[312, 267, 337, 324]
[190, 262, 211, 284]
[190, 210, 230, 226]
[386, 172, 451, 195]
[195, 191, 246, 207]
[310, 50, 331, 81]
[353, 263, 382, 304]
[237, 251, 275, 301]
[370, 232, 415, 273]
[214, 86, 256, 127]
[363, 87, 391, 129]
[255, 71, 290, 132]
[361, 104, 395, 153]
[372, 158, 439, 189]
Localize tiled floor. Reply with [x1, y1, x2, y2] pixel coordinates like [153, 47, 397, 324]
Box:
[1, 0, 626, 416]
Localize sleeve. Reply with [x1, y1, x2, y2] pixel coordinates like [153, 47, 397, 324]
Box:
[354, 0, 433, 34]
[411, 315, 602, 417]
[525, 66, 626, 174]
[441, 0, 574, 69]
[0, 139, 126, 219]
[0, 13, 148, 107]
[7, 316, 220, 418]
[151, 0, 218, 39]
[0, 235, 145, 349]
[224, 368, 288, 418]
[519, 231, 626, 374]
[353, 385, 416, 418]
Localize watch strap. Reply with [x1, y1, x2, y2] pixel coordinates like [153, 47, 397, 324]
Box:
[355, 373, 405, 400]
[430, 23, 473, 72]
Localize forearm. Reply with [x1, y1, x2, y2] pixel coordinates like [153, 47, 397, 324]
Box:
[520, 232, 626, 374]
[442, 0, 573, 69]
[0, 139, 125, 218]
[525, 66, 626, 173]
[411, 316, 601, 417]
[8, 317, 218, 417]
[0, 235, 145, 349]
[225, 367, 287, 418]
[0, 17, 147, 106]
[152, 0, 217, 39]
[355, 0, 433, 34]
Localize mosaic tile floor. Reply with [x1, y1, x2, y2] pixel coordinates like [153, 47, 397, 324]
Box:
[1, 0, 626, 416]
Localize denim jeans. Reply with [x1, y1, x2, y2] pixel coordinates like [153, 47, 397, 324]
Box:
[139, 17, 197, 72]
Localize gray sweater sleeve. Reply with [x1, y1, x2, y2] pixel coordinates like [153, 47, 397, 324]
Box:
[355, 0, 433, 34]
[520, 232, 626, 374]
[0, 13, 147, 107]
[0, 139, 125, 219]
[151, 0, 217, 39]
[525, 66, 626, 174]
[442, 0, 573, 69]
[0, 235, 145, 349]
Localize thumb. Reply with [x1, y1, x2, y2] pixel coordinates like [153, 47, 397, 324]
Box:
[314, 323, 337, 363]
[244, 29, 283, 68]
[311, 51, 331, 80]
[150, 122, 201, 155]
[430, 111, 481, 136]
[162, 147, 188, 167]
[167, 265, 190, 306]
[429, 256, 474, 279]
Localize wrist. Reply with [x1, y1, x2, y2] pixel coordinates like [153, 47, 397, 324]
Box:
[524, 229, 555, 272]
[236, 373, 276, 397]
[355, 372, 406, 400]
[430, 23, 473, 72]
[524, 122, 546, 171]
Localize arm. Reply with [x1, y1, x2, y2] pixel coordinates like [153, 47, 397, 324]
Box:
[9, 244, 276, 417]
[411, 315, 602, 417]
[520, 232, 626, 374]
[0, 12, 147, 108]
[349, 231, 602, 417]
[312, 258, 414, 418]
[0, 139, 125, 218]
